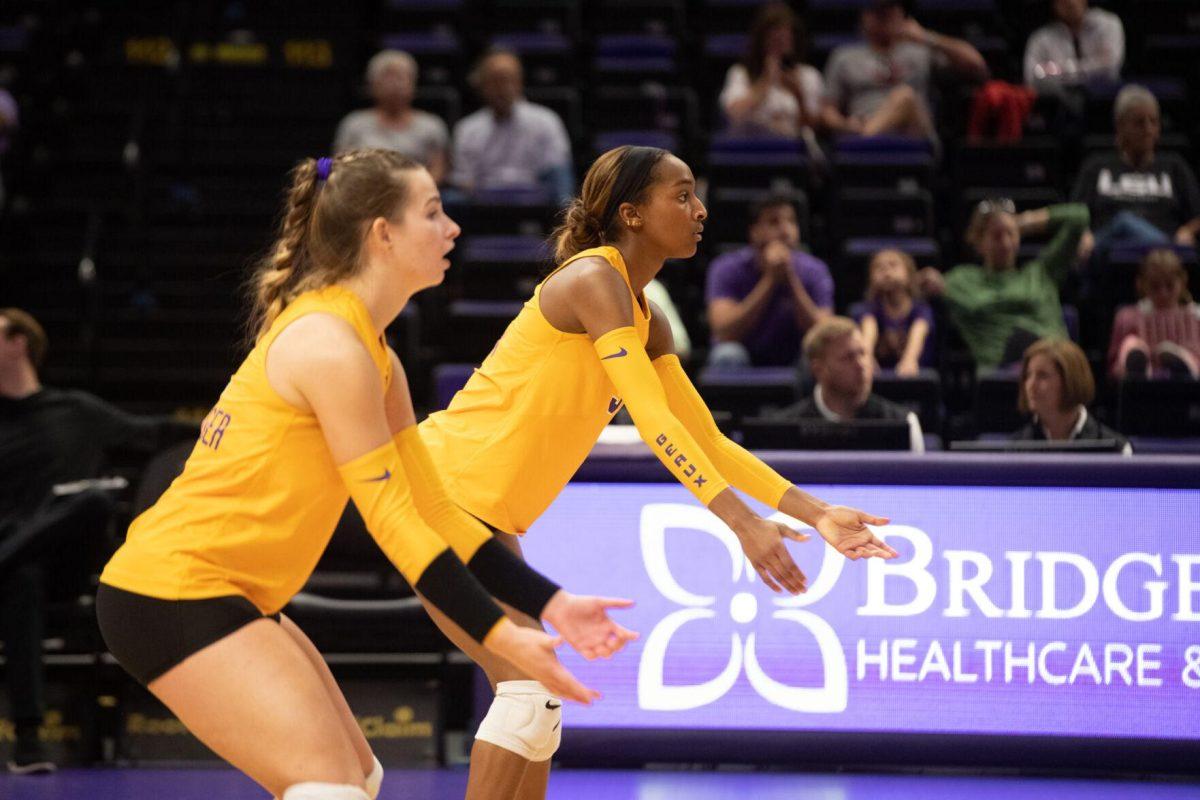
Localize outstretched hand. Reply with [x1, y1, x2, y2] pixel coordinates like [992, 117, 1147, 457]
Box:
[486, 621, 601, 705]
[812, 506, 898, 560]
[542, 592, 639, 661]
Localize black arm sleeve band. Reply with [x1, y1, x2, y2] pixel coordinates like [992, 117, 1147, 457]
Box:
[414, 549, 507, 643]
[467, 537, 561, 620]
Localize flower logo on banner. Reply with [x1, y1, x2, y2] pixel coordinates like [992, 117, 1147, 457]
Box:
[637, 503, 848, 713]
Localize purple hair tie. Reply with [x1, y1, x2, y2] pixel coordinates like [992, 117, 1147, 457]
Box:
[316, 157, 333, 182]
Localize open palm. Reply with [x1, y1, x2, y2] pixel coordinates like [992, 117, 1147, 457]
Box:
[812, 506, 898, 560]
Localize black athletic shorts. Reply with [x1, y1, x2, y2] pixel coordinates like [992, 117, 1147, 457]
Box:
[96, 583, 281, 685]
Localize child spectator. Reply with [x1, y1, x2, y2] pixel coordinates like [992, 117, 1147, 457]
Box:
[1107, 248, 1200, 380]
[857, 248, 934, 376]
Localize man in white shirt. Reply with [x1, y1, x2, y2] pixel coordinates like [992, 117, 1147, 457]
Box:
[449, 48, 574, 203]
[1024, 0, 1124, 89]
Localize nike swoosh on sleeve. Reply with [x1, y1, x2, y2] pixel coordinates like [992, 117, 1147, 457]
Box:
[601, 347, 629, 360]
[362, 469, 392, 482]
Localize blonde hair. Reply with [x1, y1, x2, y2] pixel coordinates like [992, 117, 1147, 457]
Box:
[803, 316, 860, 364]
[1137, 248, 1193, 304]
[248, 149, 422, 341]
[552, 145, 668, 264]
[1019, 338, 1095, 415]
[865, 248, 918, 301]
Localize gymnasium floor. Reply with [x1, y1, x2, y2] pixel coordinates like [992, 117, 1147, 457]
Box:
[1, 767, 1198, 799]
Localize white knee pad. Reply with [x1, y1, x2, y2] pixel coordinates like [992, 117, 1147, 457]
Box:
[474, 680, 563, 762]
[364, 756, 384, 800]
[281, 782, 369, 800]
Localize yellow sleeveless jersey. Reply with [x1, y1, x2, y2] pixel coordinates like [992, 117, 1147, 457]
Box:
[420, 246, 649, 534]
[100, 285, 392, 614]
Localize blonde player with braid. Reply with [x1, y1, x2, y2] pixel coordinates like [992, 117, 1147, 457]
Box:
[95, 150, 636, 800]
[418, 146, 901, 800]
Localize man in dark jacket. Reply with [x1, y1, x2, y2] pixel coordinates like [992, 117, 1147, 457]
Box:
[774, 316, 925, 452]
[0, 309, 195, 773]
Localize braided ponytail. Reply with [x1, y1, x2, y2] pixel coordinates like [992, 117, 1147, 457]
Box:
[247, 149, 422, 344]
[250, 158, 321, 340]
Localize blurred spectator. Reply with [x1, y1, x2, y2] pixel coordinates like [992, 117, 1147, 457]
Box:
[1107, 249, 1200, 381]
[774, 317, 925, 452]
[0, 309, 196, 774]
[1075, 85, 1200, 261]
[1014, 338, 1129, 452]
[919, 201, 1089, 371]
[720, 3, 823, 140]
[706, 193, 833, 367]
[449, 47, 573, 203]
[820, 0, 987, 140]
[645, 279, 692, 363]
[1024, 0, 1123, 91]
[333, 50, 449, 183]
[856, 248, 935, 376]
[0, 85, 17, 211]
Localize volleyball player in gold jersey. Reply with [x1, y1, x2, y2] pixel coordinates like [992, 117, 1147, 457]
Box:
[94, 151, 637, 800]
[418, 146, 899, 799]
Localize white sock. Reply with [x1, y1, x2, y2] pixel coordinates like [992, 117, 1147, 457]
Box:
[281, 782, 370, 800]
[365, 756, 384, 800]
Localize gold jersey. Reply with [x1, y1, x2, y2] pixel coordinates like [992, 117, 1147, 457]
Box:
[100, 286, 392, 614]
[420, 246, 650, 534]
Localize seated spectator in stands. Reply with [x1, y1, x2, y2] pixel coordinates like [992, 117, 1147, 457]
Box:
[774, 317, 925, 452]
[449, 47, 573, 204]
[1014, 337, 1129, 452]
[0, 309, 196, 774]
[1108, 249, 1200, 381]
[820, 0, 987, 141]
[920, 200, 1089, 371]
[720, 3, 823, 141]
[333, 50, 449, 183]
[856, 248, 934, 376]
[1075, 85, 1200, 261]
[706, 193, 833, 367]
[1024, 0, 1123, 92]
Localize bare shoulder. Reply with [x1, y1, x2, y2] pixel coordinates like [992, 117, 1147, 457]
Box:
[540, 255, 633, 335]
[267, 312, 377, 410]
[545, 256, 627, 299]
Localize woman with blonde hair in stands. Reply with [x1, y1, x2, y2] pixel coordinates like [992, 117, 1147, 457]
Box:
[95, 150, 635, 800]
[1107, 248, 1200, 380]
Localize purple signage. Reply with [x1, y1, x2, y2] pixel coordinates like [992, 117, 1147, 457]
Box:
[522, 483, 1200, 739]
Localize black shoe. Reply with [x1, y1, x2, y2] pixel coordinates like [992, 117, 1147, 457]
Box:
[7, 733, 56, 775]
[1157, 343, 1197, 380]
[1123, 349, 1149, 379]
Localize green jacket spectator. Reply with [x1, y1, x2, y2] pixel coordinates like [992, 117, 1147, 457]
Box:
[919, 202, 1089, 370]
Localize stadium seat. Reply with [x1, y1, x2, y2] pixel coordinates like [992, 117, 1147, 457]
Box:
[1117, 380, 1200, 437]
[697, 366, 799, 422]
[592, 33, 681, 86]
[456, 234, 551, 300]
[707, 134, 811, 193]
